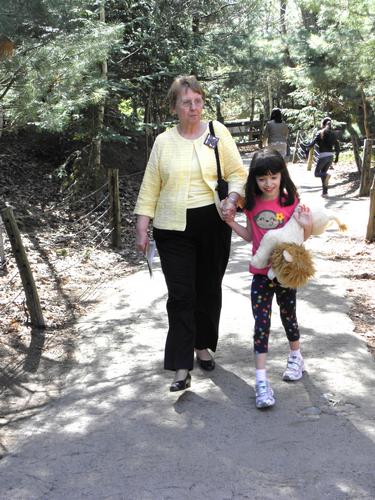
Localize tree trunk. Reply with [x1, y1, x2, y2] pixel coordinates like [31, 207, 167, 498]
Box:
[347, 123, 362, 172]
[0, 219, 6, 275]
[91, 1, 107, 195]
[259, 113, 265, 148]
[299, 8, 318, 32]
[366, 175, 375, 241]
[144, 88, 153, 161]
[191, 15, 200, 74]
[267, 77, 272, 117]
[249, 96, 255, 121]
[0, 106, 3, 139]
[359, 139, 373, 196]
[280, 0, 294, 67]
[215, 95, 224, 123]
[360, 84, 371, 139]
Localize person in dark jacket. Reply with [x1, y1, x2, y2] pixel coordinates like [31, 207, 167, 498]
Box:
[306, 117, 340, 197]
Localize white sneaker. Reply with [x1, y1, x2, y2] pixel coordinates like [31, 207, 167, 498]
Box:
[283, 354, 304, 381]
[255, 381, 275, 409]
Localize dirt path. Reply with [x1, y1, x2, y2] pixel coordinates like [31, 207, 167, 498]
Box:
[0, 163, 374, 499]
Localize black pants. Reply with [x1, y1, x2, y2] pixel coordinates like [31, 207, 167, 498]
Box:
[153, 204, 232, 371]
[315, 156, 333, 194]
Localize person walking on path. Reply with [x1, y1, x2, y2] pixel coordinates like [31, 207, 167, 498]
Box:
[305, 117, 340, 197]
[262, 107, 289, 160]
[134, 75, 247, 393]
[223, 150, 312, 409]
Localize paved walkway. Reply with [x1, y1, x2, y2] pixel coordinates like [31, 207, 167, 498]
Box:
[1, 163, 374, 499]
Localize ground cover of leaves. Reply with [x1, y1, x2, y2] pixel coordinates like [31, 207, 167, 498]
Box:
[321, 166, 375, 357]
[0, 141, 374, 453]
[0, 139, 144, 440]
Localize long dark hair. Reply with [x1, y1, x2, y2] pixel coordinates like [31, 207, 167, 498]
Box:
[270, 107, 283, 123]
[244, 149, 298, 210]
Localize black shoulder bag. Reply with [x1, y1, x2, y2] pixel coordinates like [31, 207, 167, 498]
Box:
[208, 121, 228, 201]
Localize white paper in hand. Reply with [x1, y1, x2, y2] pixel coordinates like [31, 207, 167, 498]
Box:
[145, 240, 157, 277]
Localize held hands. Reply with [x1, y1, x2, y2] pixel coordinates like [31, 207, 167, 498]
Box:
[220, 197, 237, 224]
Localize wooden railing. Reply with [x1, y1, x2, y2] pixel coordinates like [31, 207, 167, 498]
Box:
[224, 118, 264, 153]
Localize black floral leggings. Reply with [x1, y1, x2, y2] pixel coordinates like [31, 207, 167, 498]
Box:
[251, 274, 300, 354]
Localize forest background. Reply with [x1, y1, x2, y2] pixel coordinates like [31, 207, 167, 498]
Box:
[1, 0, 374, 163]
[0, 0, 374, 409]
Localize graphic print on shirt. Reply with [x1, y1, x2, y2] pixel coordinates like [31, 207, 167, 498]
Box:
[254, 209, 285, 230]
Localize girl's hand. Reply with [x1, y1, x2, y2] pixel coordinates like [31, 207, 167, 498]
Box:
[223, 211, 236, 225]
[294, 204, 313, 239]
[294, 204, 312, 227]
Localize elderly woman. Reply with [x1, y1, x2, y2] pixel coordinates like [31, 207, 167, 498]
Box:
[134, 75, 247, 392]
[263, 107, 289, 159]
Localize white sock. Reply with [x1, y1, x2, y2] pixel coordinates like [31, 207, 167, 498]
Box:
[255, 369, 267, 384]
[290, 349, 302, 358]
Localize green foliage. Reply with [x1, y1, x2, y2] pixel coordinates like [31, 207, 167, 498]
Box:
[285, 0, 375, 135]
[1, 1, 123, 132]
[1, 0, 374, 147]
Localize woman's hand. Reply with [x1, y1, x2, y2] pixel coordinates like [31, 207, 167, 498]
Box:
[136, 230, 149, 254]
[136, 215, 151, 254]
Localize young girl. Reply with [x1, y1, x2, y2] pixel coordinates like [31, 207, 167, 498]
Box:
[223, 149, 312, 409]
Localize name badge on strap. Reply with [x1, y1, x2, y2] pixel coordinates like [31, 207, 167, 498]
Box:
[204, 133, 219, 149]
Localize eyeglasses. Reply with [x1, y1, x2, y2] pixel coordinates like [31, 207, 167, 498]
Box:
[178, 98, 204, 109]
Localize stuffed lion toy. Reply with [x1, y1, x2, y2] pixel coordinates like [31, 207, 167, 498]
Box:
[269, 243, 316, 288]
[251, 205, 347, 288]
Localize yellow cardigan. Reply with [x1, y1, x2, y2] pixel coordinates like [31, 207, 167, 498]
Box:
[134, 120, 247, 231]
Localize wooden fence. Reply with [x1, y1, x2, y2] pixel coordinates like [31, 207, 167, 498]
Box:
[0, 168, 122, 329]
[224, 118, 264, 153]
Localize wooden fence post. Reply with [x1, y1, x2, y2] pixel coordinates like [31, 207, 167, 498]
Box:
[366, 175, 375, 241]
[292, 130, 301, 163]
[1, 207, 45, 328]
[359, 138, 373, 197]
[307, 147, 314, 171]
[108, 168, 121, 248]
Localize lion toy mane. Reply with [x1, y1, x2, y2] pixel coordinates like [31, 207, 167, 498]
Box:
[251, 205, 347, 288]
[269, 243, 315, 288]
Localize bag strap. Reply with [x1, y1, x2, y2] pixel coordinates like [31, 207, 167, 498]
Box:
[209, 120, 223, 181]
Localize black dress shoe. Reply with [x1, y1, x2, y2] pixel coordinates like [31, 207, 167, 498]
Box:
[196, 357, 215, 371]
[170, 373, 191, 392]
